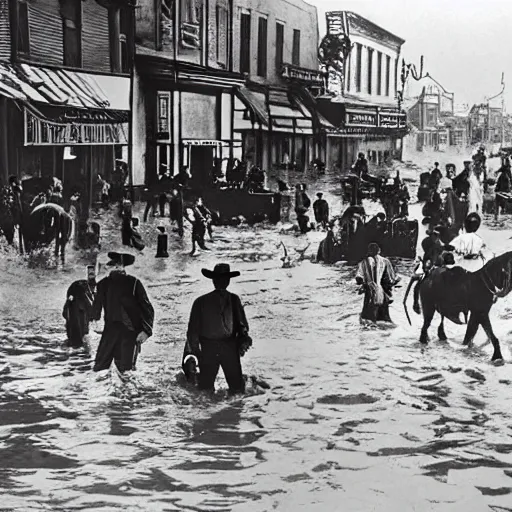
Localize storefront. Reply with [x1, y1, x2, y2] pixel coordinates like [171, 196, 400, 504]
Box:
[234, 83, 320, 172]
[0, 62, 129, 210]
[318, 99, 407, 171]
[134, 50, 245, 188]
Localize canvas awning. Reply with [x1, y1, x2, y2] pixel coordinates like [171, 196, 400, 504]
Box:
[0, 63, 129, 114]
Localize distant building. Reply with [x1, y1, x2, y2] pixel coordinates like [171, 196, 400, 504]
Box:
[316, 11, 407, 172]
[0, 0, 133, 213]
[468, 103, 504, 146]
[231, 0, 329, 171]
[404, 75, 468, 151]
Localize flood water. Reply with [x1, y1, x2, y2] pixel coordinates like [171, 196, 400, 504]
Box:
[2, 165, 512, 511]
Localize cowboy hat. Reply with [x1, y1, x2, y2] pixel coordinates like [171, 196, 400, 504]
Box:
[464, 212, 481, 233]
[106, 251, 135, 267]
[201, 263, 240, 279]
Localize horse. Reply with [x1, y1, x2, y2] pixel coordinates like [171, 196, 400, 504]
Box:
[29, 203, 73, 263]
[405, 251, 512, 362]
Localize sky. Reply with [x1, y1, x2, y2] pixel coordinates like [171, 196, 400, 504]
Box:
[310, 0, 512, 109]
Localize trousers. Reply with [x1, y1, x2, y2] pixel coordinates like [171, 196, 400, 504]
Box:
[93, 323, 139, 373]
[198, 338, 245, 394]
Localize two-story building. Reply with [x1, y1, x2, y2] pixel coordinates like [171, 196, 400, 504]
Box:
[468, 102, 504, 146]
[133, 0, 246, 190]
[317, 11, 407, 172]
[0, 0, 133, 213]
[231, 0, 328, 172]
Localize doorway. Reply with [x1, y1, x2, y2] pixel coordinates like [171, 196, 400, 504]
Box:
[189, 145, 215, 190]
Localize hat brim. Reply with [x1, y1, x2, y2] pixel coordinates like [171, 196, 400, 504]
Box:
[201, 269, 240, 279]
[106, 252, 135, 267]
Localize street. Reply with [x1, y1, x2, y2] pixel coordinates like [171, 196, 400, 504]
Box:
[2, 159, 512, 512]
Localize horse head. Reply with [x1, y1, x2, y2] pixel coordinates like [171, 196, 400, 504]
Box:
[481, 251, 512, 298]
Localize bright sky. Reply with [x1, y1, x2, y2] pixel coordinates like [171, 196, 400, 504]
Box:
[311, 0, 511, 109]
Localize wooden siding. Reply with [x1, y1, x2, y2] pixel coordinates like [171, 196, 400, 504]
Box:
[28, 0, 64, 66]
[82, 0, 111, 72]
[0, 0, 10, 60]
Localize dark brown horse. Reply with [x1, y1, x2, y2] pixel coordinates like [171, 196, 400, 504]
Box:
[405, 251, 512, 361]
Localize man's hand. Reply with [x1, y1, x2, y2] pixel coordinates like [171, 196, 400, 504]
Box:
[136, 331, 150, 344]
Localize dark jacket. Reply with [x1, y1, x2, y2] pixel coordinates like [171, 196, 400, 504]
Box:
[91, 272, 154, 336]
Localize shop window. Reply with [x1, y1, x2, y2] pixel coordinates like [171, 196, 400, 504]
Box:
[275, 22, 284, 73]
[216, 3, 228, 67]
[60, 0, 82, 67]
[239, 12, 251, 74]
[292, 29, 300, 66]
[257, 17, 267, 78]
[17, 0, 30, 55]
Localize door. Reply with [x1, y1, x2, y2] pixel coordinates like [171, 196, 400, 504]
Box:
[189, 145, 215, 190]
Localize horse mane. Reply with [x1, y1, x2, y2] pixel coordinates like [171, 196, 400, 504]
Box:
[476, 251, 512, 297]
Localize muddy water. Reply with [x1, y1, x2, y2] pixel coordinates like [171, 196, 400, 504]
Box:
[2, 168, 512, 511]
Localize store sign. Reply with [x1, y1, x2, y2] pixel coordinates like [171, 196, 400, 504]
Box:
[24, 108, 128, 146]
[346, 111, 378, 126]
[281, 63, 325, 84]
[182, 139, 228, 146]
[379, 112, 407, 128]
[333, 126, 408, 137]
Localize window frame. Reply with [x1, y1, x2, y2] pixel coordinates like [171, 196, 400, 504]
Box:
[385, 55, 391, 96]
[292, 28, 300, 67]
[216, 3, 228, 67]
[275, 21, 284, 73]
[61, 0, 82, 68]
[16, 0, 30, 56]
[377, 51, 382, 96]
[367, 47, 373, 95]
[355, 43, 362, 92]
[239, 11, 251, 74]
[257, 16, 268, 78]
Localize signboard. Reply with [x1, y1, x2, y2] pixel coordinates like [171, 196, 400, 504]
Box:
[346, 111, 378, 126]
[281, 63, 325, 84]
[330, 126, 408, 137]
[24, 108, 128, 146]
[182, 139, 229, 146]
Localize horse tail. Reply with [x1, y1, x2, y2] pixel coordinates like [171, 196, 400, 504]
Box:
[402, 275, 417, 326]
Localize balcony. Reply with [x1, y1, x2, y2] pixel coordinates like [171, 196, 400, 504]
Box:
[281, 63, 326, 85]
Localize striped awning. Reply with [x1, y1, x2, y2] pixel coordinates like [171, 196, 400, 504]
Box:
[0, 63, 129, 112]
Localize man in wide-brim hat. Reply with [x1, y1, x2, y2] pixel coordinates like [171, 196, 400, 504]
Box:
[184, 263, 251, 394]
[91, 252, 154, 374]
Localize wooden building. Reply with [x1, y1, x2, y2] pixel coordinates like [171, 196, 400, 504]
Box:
[133, 0, 245, 189]
[0, 0, 134, 214]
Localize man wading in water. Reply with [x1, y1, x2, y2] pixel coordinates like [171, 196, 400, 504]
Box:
[91, 252, 154, 374]
[184, 263, 252, 395]
[355, 243, 400, 323]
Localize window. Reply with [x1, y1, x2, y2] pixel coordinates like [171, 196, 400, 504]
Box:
[367, 47, 373, 95]
[292, 29, 300, 66]
[216, 4, 228, 67]
[346, 52, 351, 92]
[377, 52, 382, 95]
[275, 22, 284, 72]
[257, 17, 267, 77]
[119, 8, 132, 73]
[394, 58, 399, 97]
[385, 55, 391, 96]
[60, 0, 81, 67]
[180, 0, 197, 24]
[355, 43, 362, 92]
[240, 12, 251, 74]
[17, 0, 30, 54]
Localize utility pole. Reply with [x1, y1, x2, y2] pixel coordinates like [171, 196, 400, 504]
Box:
[501, 73, 505, 147]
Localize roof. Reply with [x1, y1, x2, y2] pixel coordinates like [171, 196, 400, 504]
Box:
[0, 62, 129, 111]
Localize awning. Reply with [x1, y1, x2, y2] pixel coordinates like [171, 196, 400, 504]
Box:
[234, 85, 314, 135]
[0, 63, 130, 111]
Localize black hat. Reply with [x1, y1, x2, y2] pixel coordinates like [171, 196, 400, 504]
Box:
[316, 192, 323, 198]
[106, 252, 135, 267]
[463, 160, 471, 165]
[201, 263, 240, 279]
[442, 251, 455, 265]
[434, 162, 439, 166]
[464, 212, 481, 233]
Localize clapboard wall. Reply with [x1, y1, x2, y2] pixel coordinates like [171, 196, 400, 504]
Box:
[18, 0, 112, 73]
[0, 0, 11, 60]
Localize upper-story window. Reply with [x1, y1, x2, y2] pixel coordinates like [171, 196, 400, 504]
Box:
[292, 29, 300, 66]
[275, 22, 284, 73]
[181, 0, 198, 24]
[180, 0, 200, 49]
[16, 0, 30, 55]
[239, 12, 251, 74]
[109, 6, 132, 73]
[377, 52, 382, 96]
[257, 17, 268, 78]
[216, 2, 228, 68]
[367, 47, 373, 95]
[60, 0, 82, 67]
[385, 55, 391, 96]
[355, 43, 362, 92]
